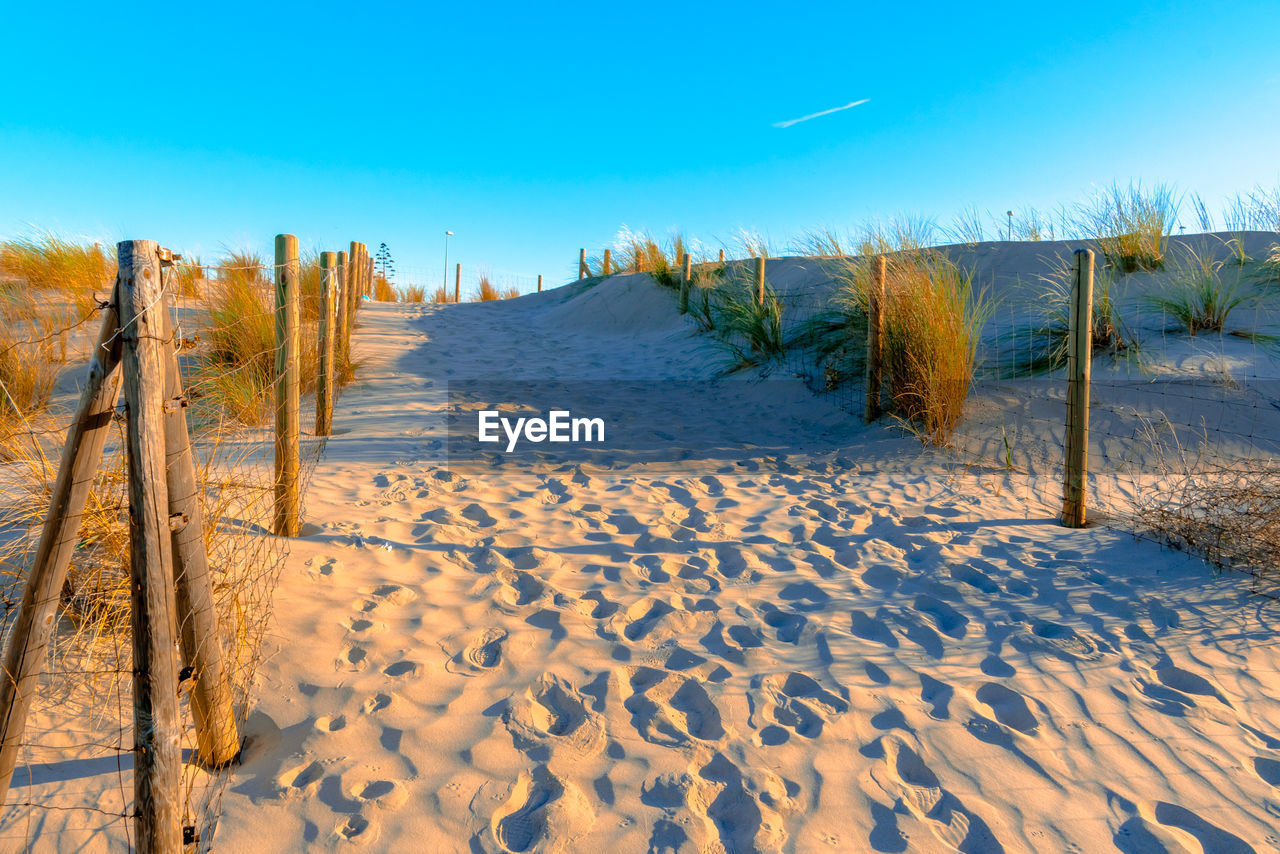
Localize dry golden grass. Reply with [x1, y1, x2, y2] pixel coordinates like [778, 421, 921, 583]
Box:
[879, 252, 991, 445]
[0, 234, 112, 318]
[476, 275, 500, 302]
[373, 274, 395, 302]
[432, 286, 450, 303]
[400, 285, 426, 303]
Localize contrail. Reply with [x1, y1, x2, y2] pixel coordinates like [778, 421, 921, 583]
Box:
[773, 98, 870, 128]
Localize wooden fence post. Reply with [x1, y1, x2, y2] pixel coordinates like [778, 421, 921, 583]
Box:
[335, 250, 349, 369]
[864, 254, 887, 423]
[1062, 248, 1094, 528]
[455, 263, 461, 303]
[679, 254, 693, 314]
[119, 239, 183, 853]
[0, 284, 125, 807]
[316, 251, 337, 437]
[755, 255, 766, 306]
[537, 274, 543, 293]
[274, 234, 301, 537]
[578, 249, 587, 280]
[719, 249, 725, 263]
[603, 249, 612, 277]
[345, 241, 359, 354]
[157, 261, 240, 769]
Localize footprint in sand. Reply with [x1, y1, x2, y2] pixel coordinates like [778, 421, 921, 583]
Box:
[362, 693, 393, 714]
[334, 814, 374, 844]
[757, 672, 849, 740]
[620, 667, 725, 747]
[444, 627, 508, 674]
[339, 644, 369, 672]
[489, 767, 562, 853]
[306, 556, 341, 581]
[505, 674, 605, 756]
[347, 778, 410, 810]
[315, 714, 347, 733]
[685, 751, 790, 853]
[496, 569, 545, 607]
[973, 683, 1039, 734]
[875, 737, 971, 850]
[277, 760, 324, 795]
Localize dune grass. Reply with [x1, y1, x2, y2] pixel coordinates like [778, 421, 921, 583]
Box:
[476, 275, 500, 302]
[713, 276, 786, 370]
[1146, 243, 1254, 335]
[400, 285, 426, 303]
[432, 286, 450, 303]
[0, 234, 112, 318]
[1004, 254, 1132, 375]
[880, 253, 992, 445]
[1076, 181, 1178, 272]
[373, 274, 396, 302]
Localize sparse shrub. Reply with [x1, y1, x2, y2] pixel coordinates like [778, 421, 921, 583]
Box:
[400, 285, 426, 303]
[1076, 181, 1178, 272]
[881, 253, 991, 445]
[1146, 243, 1254, 335]
[500, 286, 521, 299]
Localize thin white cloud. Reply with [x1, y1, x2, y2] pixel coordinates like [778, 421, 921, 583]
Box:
[773, 98, 870, 128]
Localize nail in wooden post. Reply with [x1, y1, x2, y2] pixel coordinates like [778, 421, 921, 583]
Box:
[0, 282, 124, 806]
[335, 250, 349, 371]
[455, 263, 461, 303]
[274, 234, 301, 537]
[864, 254, 887, 423]
[158, 262, 240, 768]
[537, 274, 543, 293]
[603, 249, 612, 276]
[1062, 248, 1094, 528]
[316, 251, 337, 437]
[755, 255, 766, 306]
[579, 249, 587, 280]
[119, 239, 183, 853]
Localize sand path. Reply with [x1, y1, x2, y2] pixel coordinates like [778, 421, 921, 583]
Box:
[215, 280, 1280, 853]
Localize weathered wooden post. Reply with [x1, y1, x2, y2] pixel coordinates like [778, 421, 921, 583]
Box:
[603, 249, 612, 276]
[335, 250, 349, 370]
[1062, 248, 1094, 528]
[119, 239, 183, 852]
[316, 251, 337, 437]
[679, 253, 693, 314]
[274, 234, 301, 537]
[454, 263, 461, 302]
[755, 255, 766, 306]
[0, 282, 125, 807]
[719, 249, 725, 263]
[864, 255, 887, 423]
[537, 274, 543, 293]
[157, 259, 240, 769]
[578, 249, 587, 280]
[345, 241, 360, 352]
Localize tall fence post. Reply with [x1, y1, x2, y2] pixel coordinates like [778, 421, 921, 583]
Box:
[719, 249, 725, 263]
[158, 256, 240, 769]
[454, 263, 461, 303]
[335, 250, 349, 370]
[345, 241, 359, 356]
[578, 249, 587, 280]
[603, 249, 612, 277]
[537, 274, 543, 293]
[316, 251, 337, 437]
[274, 234, 301, 537]
[119, 239, 183, 852]
[864, 254, 887, 423]
[679, 254, 693, 314]
[0, 282, 125, 807]
[1062, 248, 1094, 528]
[754, 255, 766, 306]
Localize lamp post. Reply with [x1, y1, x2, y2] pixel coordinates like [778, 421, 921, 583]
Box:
[443, 231, 454, 301]
[1006, 210, 1014, 241]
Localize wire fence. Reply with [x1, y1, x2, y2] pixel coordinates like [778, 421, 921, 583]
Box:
[0, 247, 349, 850]
[688, 233, 1280, 587]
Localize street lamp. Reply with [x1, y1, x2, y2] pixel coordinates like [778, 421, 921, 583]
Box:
[1006, 211, 1013, 241]
[443, 231, 454, 301]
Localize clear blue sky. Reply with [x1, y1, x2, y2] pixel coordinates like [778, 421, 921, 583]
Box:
[2, 1, 1278, 289]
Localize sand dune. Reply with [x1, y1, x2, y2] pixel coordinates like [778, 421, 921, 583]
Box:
[212, 260, 1280, 852]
